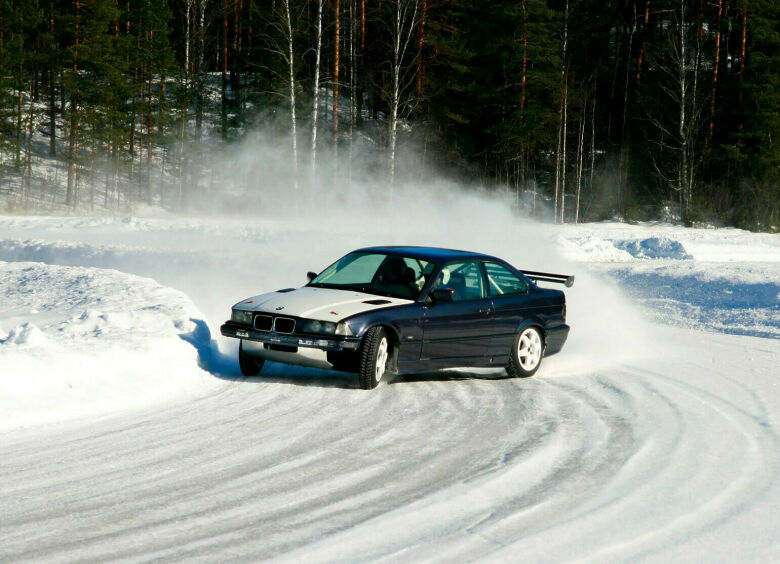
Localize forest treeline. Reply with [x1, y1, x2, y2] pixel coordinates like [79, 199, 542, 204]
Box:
[0, 0, 777, 229]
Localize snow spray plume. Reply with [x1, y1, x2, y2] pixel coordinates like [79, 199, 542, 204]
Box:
[181, 126, 650, 372]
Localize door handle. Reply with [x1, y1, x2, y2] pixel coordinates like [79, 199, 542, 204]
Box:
[478, 308, 493, 316]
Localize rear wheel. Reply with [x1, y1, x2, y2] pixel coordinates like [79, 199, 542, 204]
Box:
[358, 327, 389, 389]
[238, 341, 264, 376]
[505, 326, 544, 378]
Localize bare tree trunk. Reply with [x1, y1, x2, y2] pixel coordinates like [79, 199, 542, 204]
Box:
[554, 0, 569, 223]
[16, 69, 23, 168]
[738, 0, 747, 114]
[232, 0, 241, 95]
[709, 0, 723, 139]
[49, 66, 56, 157]
[689, 10, 704, 207]
[415, 0, 427, 105]
[185, 0, 192, 88]
[66, 0, 81, 207]
[221, 0, 229, 139]
[554, 98, 562, 221]
[361, 0, 365, 52]
[282, 0, 298, 194]
[619, 3, 637, 213]
[636, 0, 651, 86]
[349, 0, 357, 181]
[575, 97, 586, 224]
[560, 71, 568, 223]
[196, 0, 208, 137]
[129, 90, 136, 159]
[147, 13, 154, 204]
[520, 0, 527, 112]
[178, 108, 187, 210]
[590, 95, 596, 203]
[311, 0, 323, 184]
[388, 0, 420, 191]
[67, 104, 78, 206]
[678, 0, 689, 211]
[332, 0, 341, 166]
[22, 75, 35, 205]
[49, 2, 56, 157]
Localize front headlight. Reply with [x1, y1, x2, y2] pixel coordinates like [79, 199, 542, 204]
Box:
[302, 320, 337, 334]
[231, 309, 254, 325]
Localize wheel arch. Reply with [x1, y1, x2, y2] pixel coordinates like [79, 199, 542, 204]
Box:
[359, 322, 401, 347]
[360, 323, 401, 373]
[516, 318, 547, 348]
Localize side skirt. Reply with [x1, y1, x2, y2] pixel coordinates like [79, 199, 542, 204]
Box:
[397, 355, 510, 375]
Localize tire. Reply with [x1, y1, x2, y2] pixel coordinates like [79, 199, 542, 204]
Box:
[238, 341, 264, 376]
[505, 326, 544, 378]
[358, 327, 390, 389]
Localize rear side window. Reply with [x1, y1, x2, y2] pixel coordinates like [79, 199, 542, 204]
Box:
[484, 262, 528, 296]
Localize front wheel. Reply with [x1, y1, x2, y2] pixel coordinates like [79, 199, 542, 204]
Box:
[238, 341, 264, 376]
[505, 326, 544, 378]
[358, 327, 390, 389]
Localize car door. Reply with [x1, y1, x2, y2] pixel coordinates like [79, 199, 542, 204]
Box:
[421, 261, 494, 361]
[483, 261, 535, 355]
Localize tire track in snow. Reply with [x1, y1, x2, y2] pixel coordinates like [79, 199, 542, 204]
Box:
[3, 334, 777, 562]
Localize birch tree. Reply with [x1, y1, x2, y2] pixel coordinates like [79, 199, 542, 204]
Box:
[387, 0, 420, 190]
[273, 0, 298, 194]
[310, 0, 323, 183]
[647, 0, 705, 214]
[66, 0, 82, 207]
[333, 0, 340, 162]
[553, 0, 568, 222]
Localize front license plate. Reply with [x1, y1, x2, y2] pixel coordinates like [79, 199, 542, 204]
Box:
[236, 329, 249, 338]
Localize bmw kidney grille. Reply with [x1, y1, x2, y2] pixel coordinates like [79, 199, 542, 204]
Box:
[273, 317, 296, 334]
[254, 315, 273, 332]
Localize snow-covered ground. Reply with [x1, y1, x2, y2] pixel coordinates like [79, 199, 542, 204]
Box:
[1, 200, 778, 562]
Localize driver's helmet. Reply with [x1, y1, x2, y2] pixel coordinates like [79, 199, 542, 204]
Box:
[435, 268, 451, 288]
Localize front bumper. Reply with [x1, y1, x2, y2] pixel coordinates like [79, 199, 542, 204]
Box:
[220, 321, 361, 352]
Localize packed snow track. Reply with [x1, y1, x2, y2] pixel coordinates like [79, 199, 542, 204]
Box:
[1, 214, 778, 562]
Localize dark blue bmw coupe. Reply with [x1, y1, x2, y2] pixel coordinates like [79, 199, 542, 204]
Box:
[221, 246, 573, 389]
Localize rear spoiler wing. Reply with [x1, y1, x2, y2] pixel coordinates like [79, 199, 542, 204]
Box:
[521, 270, 575, 288]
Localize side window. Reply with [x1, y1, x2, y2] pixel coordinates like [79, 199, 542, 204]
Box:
[404, 258, 436, 290]
[436, 261, 486, 301]
[484, 262, 528, 296]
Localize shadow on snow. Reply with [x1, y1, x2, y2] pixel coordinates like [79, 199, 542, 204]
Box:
[179, 319, 514, 389]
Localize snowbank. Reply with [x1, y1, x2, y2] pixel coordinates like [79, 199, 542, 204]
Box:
[557, 222, 780, 338]
[0, 261, 216, 430]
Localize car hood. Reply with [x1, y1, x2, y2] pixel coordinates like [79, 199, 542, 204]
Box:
[232, 286, 413, 322]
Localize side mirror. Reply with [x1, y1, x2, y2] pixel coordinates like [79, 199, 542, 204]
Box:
[431, 288, 455, 302]
[307, 271, 318, 282]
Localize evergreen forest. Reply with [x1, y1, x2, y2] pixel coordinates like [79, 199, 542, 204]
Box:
[0, 0, 777, 229]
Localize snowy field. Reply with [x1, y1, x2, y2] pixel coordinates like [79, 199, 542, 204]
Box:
[1, 197, 778, 562]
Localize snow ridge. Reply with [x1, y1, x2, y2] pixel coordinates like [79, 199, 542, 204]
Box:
[0, 260, 216, 430]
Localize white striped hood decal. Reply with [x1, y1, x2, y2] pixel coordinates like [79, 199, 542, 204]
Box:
[233, 286, 414, 322]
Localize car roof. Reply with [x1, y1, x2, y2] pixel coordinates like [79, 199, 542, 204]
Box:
[354, 246, 501, 264]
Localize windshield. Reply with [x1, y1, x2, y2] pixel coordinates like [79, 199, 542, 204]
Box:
[309, 252, 436, 300]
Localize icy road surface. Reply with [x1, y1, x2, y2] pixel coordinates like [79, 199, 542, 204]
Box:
[1, 206, 778, 562]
